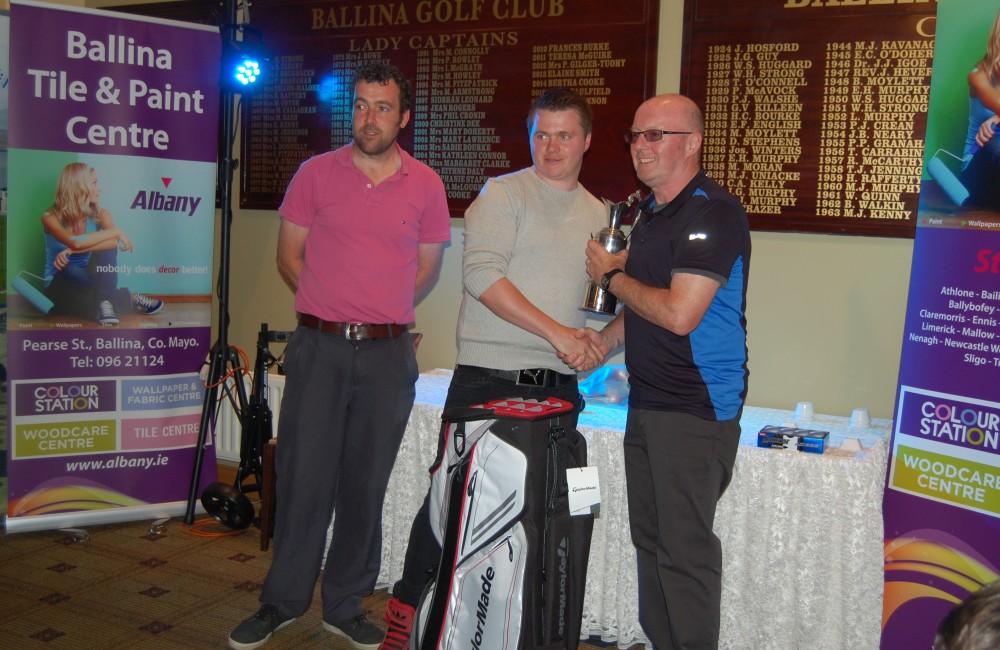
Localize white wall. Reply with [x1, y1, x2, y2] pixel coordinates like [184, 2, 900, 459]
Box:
[83, 0, 914, 420]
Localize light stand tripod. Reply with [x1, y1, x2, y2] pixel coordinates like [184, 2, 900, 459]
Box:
[183, 0, 248, 525]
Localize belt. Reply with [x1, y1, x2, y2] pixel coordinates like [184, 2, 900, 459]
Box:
[459, 364, 575, 388]
[298, 313, 407, 341]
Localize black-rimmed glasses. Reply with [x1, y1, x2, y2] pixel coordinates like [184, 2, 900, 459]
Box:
[624, 129, 693, 144]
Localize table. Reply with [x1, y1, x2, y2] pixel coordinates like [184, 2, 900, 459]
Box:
[375, 370, 892, 649]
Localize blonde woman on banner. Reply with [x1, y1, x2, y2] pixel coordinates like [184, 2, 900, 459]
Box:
[962, 7, 1000, 208]
[41, 162, 163, 326]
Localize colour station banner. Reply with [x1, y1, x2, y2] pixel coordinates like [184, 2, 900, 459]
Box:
[4, 0, 220, 533]
[882, 0, 1000, 646]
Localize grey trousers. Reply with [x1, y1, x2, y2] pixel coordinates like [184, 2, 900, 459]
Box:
[623, 408, 741, 650]
[260, 326, 418, 623]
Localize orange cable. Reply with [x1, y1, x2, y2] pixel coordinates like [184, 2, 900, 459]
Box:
[203, 345, 251, 390]
[180, 517, 249, 538]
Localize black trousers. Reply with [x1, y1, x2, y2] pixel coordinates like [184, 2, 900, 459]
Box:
[261, 327, 419, 623]
[623, 408, 740, 650]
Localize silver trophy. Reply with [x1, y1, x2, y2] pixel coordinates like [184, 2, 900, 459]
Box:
[581, 190, 641, 315]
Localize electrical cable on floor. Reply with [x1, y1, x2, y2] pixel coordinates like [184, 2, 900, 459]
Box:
[181, 517, 251, 538]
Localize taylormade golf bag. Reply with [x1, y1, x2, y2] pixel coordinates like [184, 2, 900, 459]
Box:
[413, 397, 594, 650]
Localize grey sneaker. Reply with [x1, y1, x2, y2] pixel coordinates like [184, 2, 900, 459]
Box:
[97, 300, 118, 326]
[323, 614, 384, 650]
[228, 604, 295, 650]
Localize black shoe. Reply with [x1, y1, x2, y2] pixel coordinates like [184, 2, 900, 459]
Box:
[228, 604, 295, 650]
[323, 614, 384, 650]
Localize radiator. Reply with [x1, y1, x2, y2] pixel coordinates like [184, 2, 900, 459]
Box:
[215, 372, 286, 462]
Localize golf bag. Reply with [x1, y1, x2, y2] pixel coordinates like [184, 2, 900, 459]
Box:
[413, 397, 594, 650]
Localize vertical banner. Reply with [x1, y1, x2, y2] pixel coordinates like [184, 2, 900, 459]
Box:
[4, 0, 219, 533]
[883, 0, 1000, 646]
[1, 8, 10, 502]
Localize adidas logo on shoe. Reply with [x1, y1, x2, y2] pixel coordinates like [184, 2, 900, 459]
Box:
[378, 598, 415, 650]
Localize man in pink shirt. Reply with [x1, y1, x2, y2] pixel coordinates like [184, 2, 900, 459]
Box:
[229, 60, 450, 650]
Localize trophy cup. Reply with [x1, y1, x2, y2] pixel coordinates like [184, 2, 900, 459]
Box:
[581, 190, 641, 315]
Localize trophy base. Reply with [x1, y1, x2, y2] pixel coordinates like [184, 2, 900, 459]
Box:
[580, 284, 618, 316]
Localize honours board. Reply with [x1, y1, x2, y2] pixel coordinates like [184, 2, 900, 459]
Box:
[239, 0, 659, 216]
[682, 0, 937, 237]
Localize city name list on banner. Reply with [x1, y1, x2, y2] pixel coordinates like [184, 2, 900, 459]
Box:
[684, 0, 935, 237]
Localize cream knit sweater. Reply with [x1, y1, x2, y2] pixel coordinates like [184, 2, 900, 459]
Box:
[456, 167, 607, 373]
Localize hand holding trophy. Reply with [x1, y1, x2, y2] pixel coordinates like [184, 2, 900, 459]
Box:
[581, 190, 642, 315]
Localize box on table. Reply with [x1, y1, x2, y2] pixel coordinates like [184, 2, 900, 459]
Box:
[757, 426, 830, 454]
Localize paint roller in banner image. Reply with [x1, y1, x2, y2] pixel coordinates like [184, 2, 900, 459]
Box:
[11, 272, 54, 314]
[926, 149, 971, 206]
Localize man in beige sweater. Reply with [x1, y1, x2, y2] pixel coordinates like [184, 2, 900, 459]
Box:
[377, 86, 608, 650]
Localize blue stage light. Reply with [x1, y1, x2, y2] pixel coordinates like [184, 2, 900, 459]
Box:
[220, 26, 267, 94]
[234, 57, 261, 87]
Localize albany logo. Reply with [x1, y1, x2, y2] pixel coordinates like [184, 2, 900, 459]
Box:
[131, 177, 202, 216]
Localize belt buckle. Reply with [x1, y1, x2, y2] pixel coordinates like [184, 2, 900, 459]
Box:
[344, 323, 361, 340]
[516, 368, 544, 386]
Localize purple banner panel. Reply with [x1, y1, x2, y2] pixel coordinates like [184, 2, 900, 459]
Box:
[7, 364, 212, 515]
[6, 446, 217, 517]
[6, 2, 219, 529]
[895, 227, 1000, 393]
[882, 1, 1000, 642]
[9, 2, 220, 162]
[8, 328, 208, 379]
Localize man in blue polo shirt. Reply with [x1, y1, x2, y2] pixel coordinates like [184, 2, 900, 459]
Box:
[572, 93, 751, 650]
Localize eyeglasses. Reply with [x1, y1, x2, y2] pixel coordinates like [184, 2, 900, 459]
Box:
[624, 129, 693, 144]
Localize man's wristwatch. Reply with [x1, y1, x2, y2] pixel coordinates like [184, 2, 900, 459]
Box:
[600, 268, 623, 291]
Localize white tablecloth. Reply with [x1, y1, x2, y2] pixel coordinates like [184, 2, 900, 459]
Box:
[376, 370, 891, 649]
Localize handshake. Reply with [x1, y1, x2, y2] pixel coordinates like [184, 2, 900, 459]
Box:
[557, 324, 615, 373]
[557, 238, 628, 373]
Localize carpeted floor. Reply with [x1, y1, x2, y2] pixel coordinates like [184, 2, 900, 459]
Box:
[0, 515, 629, 649]
[0, 517, 334, 649]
